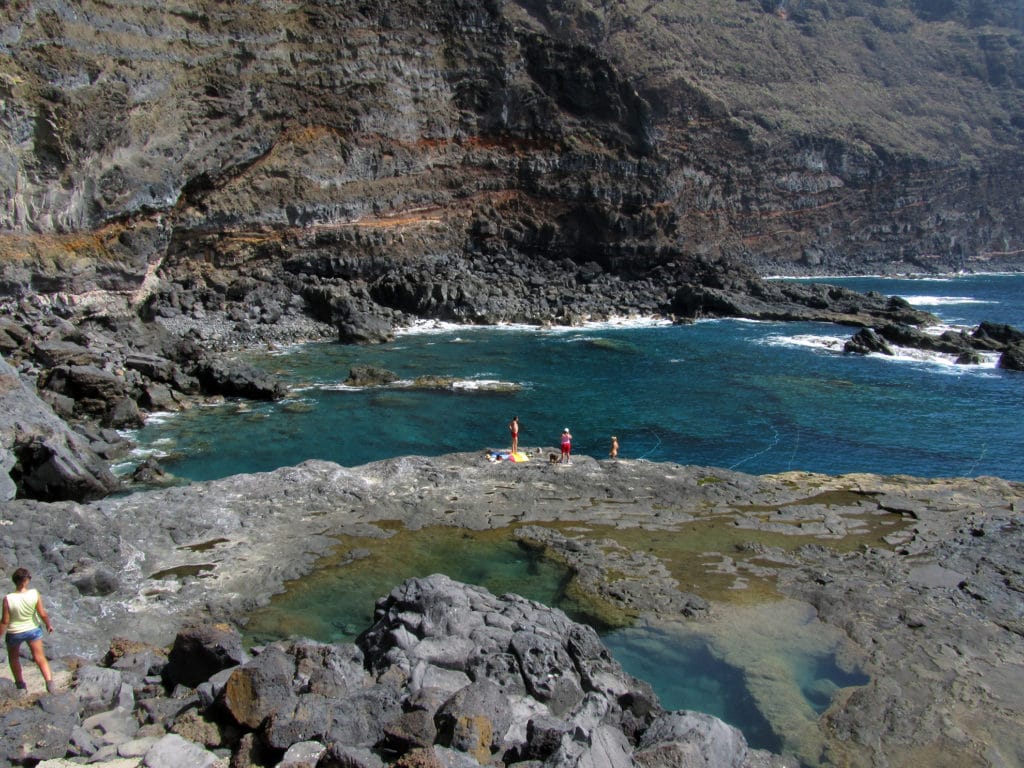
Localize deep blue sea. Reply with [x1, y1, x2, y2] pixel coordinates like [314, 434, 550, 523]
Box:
[127, 273, 1024, 482]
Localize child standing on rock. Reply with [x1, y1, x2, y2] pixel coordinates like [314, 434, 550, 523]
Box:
[1, 568, 56, 694]
[560, 428, 572, 464]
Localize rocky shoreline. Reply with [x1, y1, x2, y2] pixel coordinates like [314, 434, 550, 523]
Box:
[4, 269, 1024, 505]
[2, 451, 1022, 766]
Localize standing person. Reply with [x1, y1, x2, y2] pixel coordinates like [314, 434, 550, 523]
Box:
[560, 427, 572, 464]
[1, 568, 55, 694]
[509, 416, 520, 454]
[609, 435, 619, 459]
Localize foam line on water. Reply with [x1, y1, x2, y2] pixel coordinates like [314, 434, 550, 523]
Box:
[729, 424, 780, 470]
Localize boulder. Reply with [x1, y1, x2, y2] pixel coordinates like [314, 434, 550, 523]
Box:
[434, 678, 512, 762]
[104, 396, 144, 428]
[844, 328, 893, 356]
[345, 366, 399, 387]
[163, 623, 249, 690]
[70, 563, 120, 596]
[510, 631, 585, 716]
[132, 457, 170, 485]
[190, 355, 288, 400]
[32, 340, 101, 368]
[124, 353, 179, 383]
[955, 350, 984, 365]
[222, 644, 297, 729]
[338, 311, 395, 345]
[634, 711, 749, 768]
[44, 364, 128, 406]
[0, 705, 77, 765]
[974, 321, 1024, 346]
[322, 683, 403, 748]
[75, 665, 126, 716]
[142, 733, 219, 768]
[143, 382, 181, 411]
[265, 693, 333, 751]
[11, 433, 120, 502]
[0, 357, 120, 501]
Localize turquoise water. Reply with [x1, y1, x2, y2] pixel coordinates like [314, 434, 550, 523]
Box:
[129, 273, 1024, 482]
[244, 529, 864, 756]
[602, 626, 783, 752]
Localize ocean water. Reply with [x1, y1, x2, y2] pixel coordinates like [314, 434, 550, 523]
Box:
[127, 273, 1024, 482]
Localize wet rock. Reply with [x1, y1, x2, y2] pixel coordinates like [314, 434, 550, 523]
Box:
[974, 321, 1024, 346]
[346, 366, 399, 387]
[190, 356, 288, 400]
[844, 328, 893, 356]
[132, 457, 169, 485]
[338, 310, 395, 345]
[998, 341, 1024, 371]
[955, 350, 984, 365]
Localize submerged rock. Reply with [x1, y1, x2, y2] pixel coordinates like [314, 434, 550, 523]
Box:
[346, 366, 400, 387]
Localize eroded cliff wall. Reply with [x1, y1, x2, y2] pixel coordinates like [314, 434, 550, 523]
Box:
[1, 0, 1022, 312]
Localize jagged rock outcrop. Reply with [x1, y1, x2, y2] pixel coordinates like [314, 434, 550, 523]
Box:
[0, 356, 119, 501]
[842, 319, 1024, 367]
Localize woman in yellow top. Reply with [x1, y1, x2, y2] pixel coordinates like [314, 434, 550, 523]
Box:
[1, 568, 55, 694]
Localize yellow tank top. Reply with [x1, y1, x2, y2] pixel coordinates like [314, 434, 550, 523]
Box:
[5, 589, 40, 634]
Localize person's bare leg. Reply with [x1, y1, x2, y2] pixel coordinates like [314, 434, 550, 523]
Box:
[7, 642, 25, 687]
[27, 638, 52, 683]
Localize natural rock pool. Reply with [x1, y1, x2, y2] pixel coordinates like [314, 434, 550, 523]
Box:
[243, 525, 869, 759]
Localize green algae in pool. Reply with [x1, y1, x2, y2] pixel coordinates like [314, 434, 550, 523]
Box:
[243, 528, 598, 645]
[243, 527, 869, 758]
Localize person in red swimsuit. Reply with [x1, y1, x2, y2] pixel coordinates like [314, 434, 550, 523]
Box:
[509, 416, 520, 454]
[560, 428, 572, 464]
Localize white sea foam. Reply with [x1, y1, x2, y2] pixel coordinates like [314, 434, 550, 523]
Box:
[761, 331, 1001, 371]
[876, 347, 1000, 372]
[141, 411, 177, 425]
[761, 334, 848, 353]
[395, 315, 672, 337]
[317, 383, 364, 391]
[899, 295, 996, 307]
[450, 379, 521, 391]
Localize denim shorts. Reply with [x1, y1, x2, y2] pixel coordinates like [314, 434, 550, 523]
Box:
[5, 626, 43, 645]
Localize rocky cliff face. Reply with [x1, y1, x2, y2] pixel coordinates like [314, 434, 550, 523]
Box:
[1, 0, 1023, 324]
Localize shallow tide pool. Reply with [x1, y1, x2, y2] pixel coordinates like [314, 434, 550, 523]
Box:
[243, 524, 870, 760]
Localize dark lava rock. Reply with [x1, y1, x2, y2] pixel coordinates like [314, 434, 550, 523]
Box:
[974, 321, 1024, 347]
[844, 327, 894, 355]
[345, 365, 399, 387]
[1, 356, 120, 501]
[190, 355, 288, 400]
[338, 311, 395, 345]
[163, 622, 250, 689]
[998, 341, 1024, 371]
